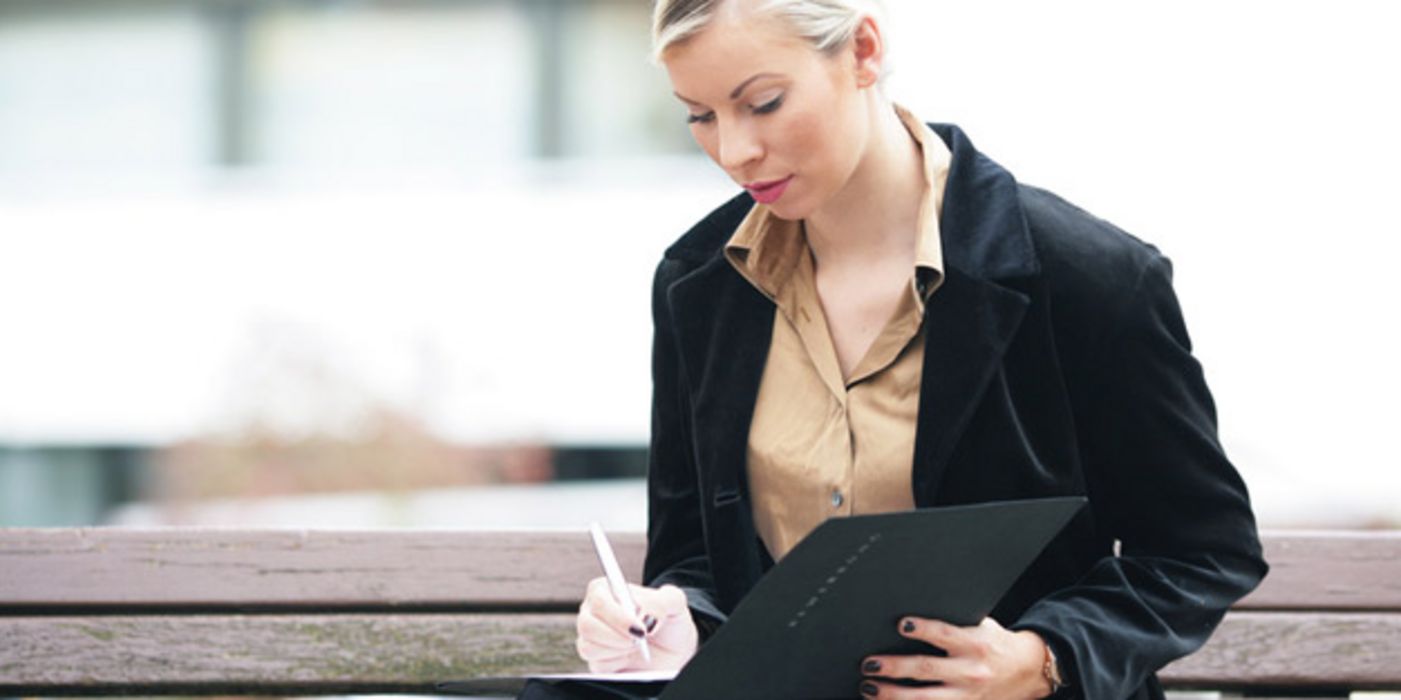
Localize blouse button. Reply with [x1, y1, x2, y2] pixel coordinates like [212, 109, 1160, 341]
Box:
[831, 490, 844, 508]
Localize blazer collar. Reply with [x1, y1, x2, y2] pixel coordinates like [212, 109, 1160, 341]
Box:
[928, 123, 1039, 283]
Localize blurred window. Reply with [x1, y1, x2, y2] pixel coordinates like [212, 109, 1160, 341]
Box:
[249, 2, 537, 169]
[0, 0, 692, 175]
[0, 4, 214, 174]
[559, 0, 694, 157]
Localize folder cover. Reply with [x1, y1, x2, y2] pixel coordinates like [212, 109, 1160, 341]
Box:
[439, 496, 1085, 699]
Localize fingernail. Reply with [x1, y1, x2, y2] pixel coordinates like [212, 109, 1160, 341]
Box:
[862, 658, 881, 673]
[901, 619, 916, 634]
[643, 614, 658, 633]
[628, 625, 645, 638]
[860, 681, 878, 697]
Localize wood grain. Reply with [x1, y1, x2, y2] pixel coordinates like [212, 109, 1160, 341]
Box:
[3, 528, 1400, 695]
[1160, 611, 1401, 689]
[1234, 530, 1401, 611]
[0, 612, 585, 694]
[2, 611, 1398, 693]
[0, 529, 645, 610]
[5, 529, 1400, 610]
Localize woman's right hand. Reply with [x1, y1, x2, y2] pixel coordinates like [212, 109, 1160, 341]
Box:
[575, 578, 699, 673]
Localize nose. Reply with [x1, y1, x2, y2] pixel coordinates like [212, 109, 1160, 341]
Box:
[716, 117, 762, 173]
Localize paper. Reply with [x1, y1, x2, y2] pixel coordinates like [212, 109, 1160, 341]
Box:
[439, 670, 673, 696]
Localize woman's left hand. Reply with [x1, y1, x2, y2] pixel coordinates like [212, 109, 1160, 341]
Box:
[858, 616, 1054, 699]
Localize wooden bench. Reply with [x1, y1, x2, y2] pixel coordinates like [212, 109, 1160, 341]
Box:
[1, 529, 1398, 697]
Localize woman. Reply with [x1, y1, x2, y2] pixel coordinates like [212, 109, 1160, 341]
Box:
[575, 1, 1268, 698]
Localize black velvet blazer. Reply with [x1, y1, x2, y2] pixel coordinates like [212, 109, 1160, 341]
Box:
[641, 123, 1268, 700]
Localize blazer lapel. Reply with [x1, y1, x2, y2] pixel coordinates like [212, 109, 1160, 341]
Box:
[912, 123, 1041, 503]
[911, 268, 1029, 503]
[666, 253, 773, 609]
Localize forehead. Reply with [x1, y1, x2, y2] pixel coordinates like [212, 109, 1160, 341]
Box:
[661, 9, 817, 98]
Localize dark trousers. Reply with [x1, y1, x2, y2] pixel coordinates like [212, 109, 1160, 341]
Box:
[516, 679, 665, 700]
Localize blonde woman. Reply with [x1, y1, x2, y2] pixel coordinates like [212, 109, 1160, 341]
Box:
[574, 1, 1268, 698]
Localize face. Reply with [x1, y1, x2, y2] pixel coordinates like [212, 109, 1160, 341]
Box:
[661, 6, 874, 220]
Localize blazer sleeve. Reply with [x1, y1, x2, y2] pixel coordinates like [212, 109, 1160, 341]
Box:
[1011, 254, 1269, 698]
[641, 257, 727, 639]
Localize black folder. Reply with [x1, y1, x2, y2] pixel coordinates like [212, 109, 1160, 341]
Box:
[439, 496, 1085, 699]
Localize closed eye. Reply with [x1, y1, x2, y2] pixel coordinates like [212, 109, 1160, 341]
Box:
[753, 94, 784, 115]
[687, 111, 716, 125]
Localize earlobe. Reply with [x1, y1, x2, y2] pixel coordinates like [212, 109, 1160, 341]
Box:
[856, 67, 878, 89]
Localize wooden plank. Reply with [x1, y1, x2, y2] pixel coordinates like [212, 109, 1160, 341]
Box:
[1160, 611, 1401, 690]
[6, 529, 1400, 611]
[0, 612, 585, 695]
[3, 611, 1398, 694]
[0, 529, 645, 610]
[1238, 530, 1401, 611]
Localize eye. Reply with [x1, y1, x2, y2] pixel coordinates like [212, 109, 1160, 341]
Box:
[687, 111, 716, 125]
[753, 94, 784, 115]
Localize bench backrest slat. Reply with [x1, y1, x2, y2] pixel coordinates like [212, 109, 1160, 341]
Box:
[1236, 531, 1401, 611]
[7, 530, 1399, 611]
[0, 529, 645, 611]
[3, 527, 1398, 696]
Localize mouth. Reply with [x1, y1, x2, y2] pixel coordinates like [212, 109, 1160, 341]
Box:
[743, 175, 795, 205]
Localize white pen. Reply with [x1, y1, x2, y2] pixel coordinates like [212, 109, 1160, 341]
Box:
[588, 521, 652, 664]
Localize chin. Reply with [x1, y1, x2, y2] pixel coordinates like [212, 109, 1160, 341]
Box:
[760, 189, 815, 222]
[763, 202, 803, 221]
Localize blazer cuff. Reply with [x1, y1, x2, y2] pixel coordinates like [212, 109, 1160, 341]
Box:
[1009, 620, 1079, 699]
[678, 585, 727, 644]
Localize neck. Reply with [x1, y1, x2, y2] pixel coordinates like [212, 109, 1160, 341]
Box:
[804, 97, 925, 268]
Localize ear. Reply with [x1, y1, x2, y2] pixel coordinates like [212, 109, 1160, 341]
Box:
[850, 15, 884, 89]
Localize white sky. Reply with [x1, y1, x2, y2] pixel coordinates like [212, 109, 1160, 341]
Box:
[885, 0, 1401, 523]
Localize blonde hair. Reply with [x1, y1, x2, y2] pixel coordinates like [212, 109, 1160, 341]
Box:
[651, 0, 886, 60]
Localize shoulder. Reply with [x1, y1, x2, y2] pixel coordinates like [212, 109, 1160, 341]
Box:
[651, 191, 753, 306]
[652, 190, 753, 294]
[1016, 183, 1168, 304]
[1014, 184, 1187, 376]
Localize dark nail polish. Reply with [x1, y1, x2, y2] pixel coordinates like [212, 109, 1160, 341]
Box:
[643, 614, 658, 633]
[901, 619, 916, 633]
[628, 625, 645, 638]
[862, 659, 881, 673]
[860, 681, 879, 697]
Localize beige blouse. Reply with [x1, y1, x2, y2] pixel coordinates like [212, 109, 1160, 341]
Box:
[723, 105, 952, 560]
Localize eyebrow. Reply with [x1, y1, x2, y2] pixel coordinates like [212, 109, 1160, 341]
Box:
[673, 72, 784, 106]
[730, 72, 781, 99]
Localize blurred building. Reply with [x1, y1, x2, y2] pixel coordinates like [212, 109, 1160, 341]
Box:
[0, 0, 728, 527]
[4, 1, 1399, 529]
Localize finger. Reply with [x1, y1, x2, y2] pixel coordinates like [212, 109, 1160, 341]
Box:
[582, 577, 648, 637]
[899, 617, 986, 658]
[576, 625, 638, 673]
[630, 583, 689, 613]
[576, 608, 638, 651]
[585, 649, 634, 674]
[576, 634, 634, 663]
[631, 583, 689, 635]
[858, 679, 955, 699]
[862, 654, 948, 683]
[866, 655, 992, 687]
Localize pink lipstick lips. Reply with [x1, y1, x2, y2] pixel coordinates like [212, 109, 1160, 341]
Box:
[744, 175, 794, 205]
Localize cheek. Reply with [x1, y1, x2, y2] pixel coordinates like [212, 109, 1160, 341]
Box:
[781, 108, 829, 167]
[777, 102, 850, 196]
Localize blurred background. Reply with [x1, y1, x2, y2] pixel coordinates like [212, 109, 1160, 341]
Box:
[1, 0, 1397, 531]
